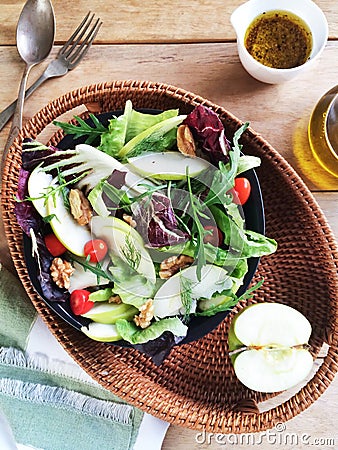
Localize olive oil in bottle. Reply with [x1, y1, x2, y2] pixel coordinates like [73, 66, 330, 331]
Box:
[308, 86, 338, 178]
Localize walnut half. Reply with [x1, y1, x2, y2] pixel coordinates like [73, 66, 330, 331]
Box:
[134, 299, 154, 329]
[50, 258, 74, 289]
[177, 124, 196, 157]
[69, 189, 92, 226]
[159, 255, 194, 279]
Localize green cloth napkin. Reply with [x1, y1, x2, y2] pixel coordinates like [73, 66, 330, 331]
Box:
[0, 264, 144, 450]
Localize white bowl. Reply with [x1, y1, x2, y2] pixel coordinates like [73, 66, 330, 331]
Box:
[230, 0, 329, 84]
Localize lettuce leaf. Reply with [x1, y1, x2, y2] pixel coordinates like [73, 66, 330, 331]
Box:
[210, 205, 277, 257]
[111, 276, 156, 309]
[125, 108, 179, 142]
[236, 155, 261, 175]
[116, 317, 187, 344]
[99, 101, 132, 156]
[99, 102, 179, 157]
[118, 115, 186, 158]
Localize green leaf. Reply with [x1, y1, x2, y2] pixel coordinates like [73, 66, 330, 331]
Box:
[125, 108, 179, 142]
[118, 115, 186, 158]
[196, 278, 264, 317]
[210, 205, 277, 258]
[53, 114, 107, 145]
[116, 317, 188, 344]
[204, 122, 249, 207]
[42, 214, 57, 224]
[99, 100, 133, 156]
[236, 155, 261, 175]
[243, 230, 278, 256]
[112, 278, 155, 309]
[68, 255, 114, 283]
[196, 295, 239, 317]
[108, 255, 156, 308]
[186, 170, 208, 281]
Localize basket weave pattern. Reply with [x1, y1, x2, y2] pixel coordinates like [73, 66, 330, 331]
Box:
[2, 80, 338, 433]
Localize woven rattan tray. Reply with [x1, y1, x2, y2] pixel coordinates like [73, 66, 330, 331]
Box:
[2, 80, 338, 433]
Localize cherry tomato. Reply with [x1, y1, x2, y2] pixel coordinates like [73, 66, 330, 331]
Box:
[203, 225, 223, 247]
[84, 239, 108, 263]
[70, 290, 94, 315]
[231, 178, 251, 205]
[44, 233, 67, 256]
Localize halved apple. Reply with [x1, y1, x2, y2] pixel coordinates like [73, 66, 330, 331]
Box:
[81, 322, 121, 342]
[127, 151, 210, 180]
[228, 302, 313, 393]
[90, 216, 156, 283]
[81, 302, 137, 324]
[153, 264, 233, 318]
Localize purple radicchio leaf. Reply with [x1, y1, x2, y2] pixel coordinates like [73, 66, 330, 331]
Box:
[15, 168, 67, 302]
[133, 192, 189, 248]
[22, 139, 79, 183]
[14, 168, 43, 235]
[183, 105, 231, 165]
[101, 169, 127, 212]
[133, 331, 185, 365]
[22, 139, 61, 172]
[32, 232, 68, 303]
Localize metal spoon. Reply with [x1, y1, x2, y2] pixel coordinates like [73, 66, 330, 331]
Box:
[2, 0, 55, 169]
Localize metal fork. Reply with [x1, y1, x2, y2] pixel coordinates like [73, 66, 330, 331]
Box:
[0, 12, 102, 132]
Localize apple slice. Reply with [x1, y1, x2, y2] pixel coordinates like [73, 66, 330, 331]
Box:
[228, 303, 313, 393]
[46, 188, 91, 257]
[90, 216, 156, 283]
[81, 302, 137, 324]
[27, 166, 53, 217]
[153, 264, 233, 318]
[81, 322, 121, 342]
[127, 151, 210, 180]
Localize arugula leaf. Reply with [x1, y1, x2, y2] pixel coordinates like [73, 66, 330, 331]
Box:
[196, 278, 264, 317]
[186, 170, 208, 280]
[23, 170, 88, 210]
[210, 204, 277, 257]
[56, 168, 70, 210]
[68, 254, 114, 283]
[42, 214, 57, 224]
[53, 114, 107, 145]
[204, 123, 249, 208]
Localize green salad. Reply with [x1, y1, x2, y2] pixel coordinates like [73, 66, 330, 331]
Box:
[15, 101, 277, 363]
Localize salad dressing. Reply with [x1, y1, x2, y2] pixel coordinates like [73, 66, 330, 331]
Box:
[245, 10, 312, 69]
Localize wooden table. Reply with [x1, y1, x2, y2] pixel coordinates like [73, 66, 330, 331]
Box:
[0, 1, 337, 448]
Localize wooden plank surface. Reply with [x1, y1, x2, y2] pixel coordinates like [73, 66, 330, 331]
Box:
[0, 42, 337, 192]
[0, 0, 337, 44]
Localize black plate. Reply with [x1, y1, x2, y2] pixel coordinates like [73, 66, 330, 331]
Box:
[23, 109, 265, 346]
